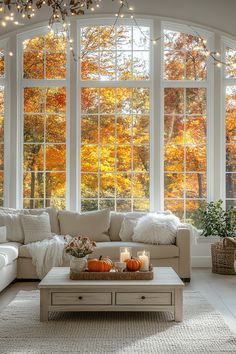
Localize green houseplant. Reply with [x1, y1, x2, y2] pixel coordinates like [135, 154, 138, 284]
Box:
[198, 200, 236, 237]
[198, 200, 236, 274]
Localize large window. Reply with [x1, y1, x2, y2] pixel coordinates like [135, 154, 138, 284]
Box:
[0, 47, 5, 206]
[21, 32, 67, 209]
[7, 19, 234, 223]
[79, 22, 151, 212]
[225, 44, 236, 208]
[163, 27, 209, 225]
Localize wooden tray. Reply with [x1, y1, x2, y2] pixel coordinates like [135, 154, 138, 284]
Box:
[70, 267, 153, 281]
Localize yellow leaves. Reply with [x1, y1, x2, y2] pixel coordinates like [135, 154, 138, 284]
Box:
[100, 146, 115, 172]
[46, 144, 66, 171]
[23, 32, 66, 80]
[81, 145, 98, 172]
[80, 25, 150, 81]
[164, 30, 207, 81]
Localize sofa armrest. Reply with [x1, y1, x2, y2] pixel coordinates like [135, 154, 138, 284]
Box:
[176, 227, 191, 280]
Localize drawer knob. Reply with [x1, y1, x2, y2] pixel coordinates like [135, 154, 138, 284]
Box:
[141, 296, 146, 300]
[78, 296, 83, 300]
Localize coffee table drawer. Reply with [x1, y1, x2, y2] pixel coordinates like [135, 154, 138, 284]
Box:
[52, 292, 112, 305]
[116, 292, 172, 305]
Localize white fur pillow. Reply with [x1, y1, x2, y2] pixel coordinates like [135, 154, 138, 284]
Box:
[132, 213, 181, 245]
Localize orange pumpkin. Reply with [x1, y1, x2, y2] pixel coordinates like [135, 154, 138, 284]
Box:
[125, 257, 141, 272]
[87, 256, 113, 272]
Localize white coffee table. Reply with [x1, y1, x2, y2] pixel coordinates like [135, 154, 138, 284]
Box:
[38, 267, 184, 322]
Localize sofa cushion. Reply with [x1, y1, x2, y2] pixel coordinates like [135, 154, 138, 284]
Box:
[19, 241, 179, 260]
[0, 242, 20, 268]
[25, 207, 60, 234]
[21, 213, 52, 244]
[88, 242, 179, 260]
[58, 209, 111, 242]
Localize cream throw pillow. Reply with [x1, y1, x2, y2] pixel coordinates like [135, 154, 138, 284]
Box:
[0, 226, 7, 243]
[25, 207, 60, 234]
[58, 209, 111, 242]
[0, 209, 25, 243]
[21, 213, 52, 244]
[119, 217, 140, 241]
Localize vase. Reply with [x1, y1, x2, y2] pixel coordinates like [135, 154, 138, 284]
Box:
[70, 256, 88, 273]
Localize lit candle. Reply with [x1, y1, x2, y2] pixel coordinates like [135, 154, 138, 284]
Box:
[138, 250, 150, 271]
[120, 248, 131, 262]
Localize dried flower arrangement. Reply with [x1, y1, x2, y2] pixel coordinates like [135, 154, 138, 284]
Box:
[65, 236, 96, 258]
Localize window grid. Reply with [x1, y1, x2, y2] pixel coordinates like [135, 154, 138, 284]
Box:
[162, 27, 208, 225]
[79, 22, 152, 212]
[21, 32, 68, 209]
[80, 88, 150, 212]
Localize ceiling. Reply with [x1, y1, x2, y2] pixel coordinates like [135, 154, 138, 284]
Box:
[0, 0, 236, 37]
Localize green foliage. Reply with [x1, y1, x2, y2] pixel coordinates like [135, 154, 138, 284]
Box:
[198, 200, 236, 237]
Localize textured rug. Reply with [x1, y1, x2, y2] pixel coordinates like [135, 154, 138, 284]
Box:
[0, 291, 236, 354]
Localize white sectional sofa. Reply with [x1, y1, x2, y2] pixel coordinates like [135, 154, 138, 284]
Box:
[0, 207, 191, 293]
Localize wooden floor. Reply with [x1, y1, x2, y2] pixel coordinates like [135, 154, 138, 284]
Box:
[0, 268, 235, 334]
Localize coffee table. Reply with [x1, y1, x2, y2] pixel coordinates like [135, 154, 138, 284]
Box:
[38, 267, 184, 322]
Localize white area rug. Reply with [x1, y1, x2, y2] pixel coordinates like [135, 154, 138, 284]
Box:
[0, 291, 236, 354]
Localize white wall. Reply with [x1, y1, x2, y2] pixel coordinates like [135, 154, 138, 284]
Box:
[0, 0, 236, 37]
[191, 237, 220, 268]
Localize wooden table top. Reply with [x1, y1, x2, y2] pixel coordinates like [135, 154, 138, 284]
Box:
[39, 267, 184, 289]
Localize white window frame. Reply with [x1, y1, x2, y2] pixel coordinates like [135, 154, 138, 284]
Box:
[77, 18, 154, 212]
[17, 27, 70, 209]
[0, 17, 226, 214]
[0, 38, 10, 207]
[221, 36, 236, 208]
[161, 22, 214, 219]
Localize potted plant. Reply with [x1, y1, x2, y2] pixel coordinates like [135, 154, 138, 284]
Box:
[65, 236, 96, 273]
[198, 200, 236, 274]
[198, 200, 236, 238]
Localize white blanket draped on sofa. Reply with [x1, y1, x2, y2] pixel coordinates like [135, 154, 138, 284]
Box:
[26, 235, 72, 279]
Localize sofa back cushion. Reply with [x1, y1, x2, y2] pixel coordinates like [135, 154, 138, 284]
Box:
[25, 207, 60, 235]
[21, 213, 52, 244]
[58, 209, 111, 242]
[109, 212, 146, 241]
[108, 212, 125, 241]
[0, 208, 25, 243]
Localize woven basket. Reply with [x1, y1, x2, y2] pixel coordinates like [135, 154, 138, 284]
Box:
[211, 237, 236, 275]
